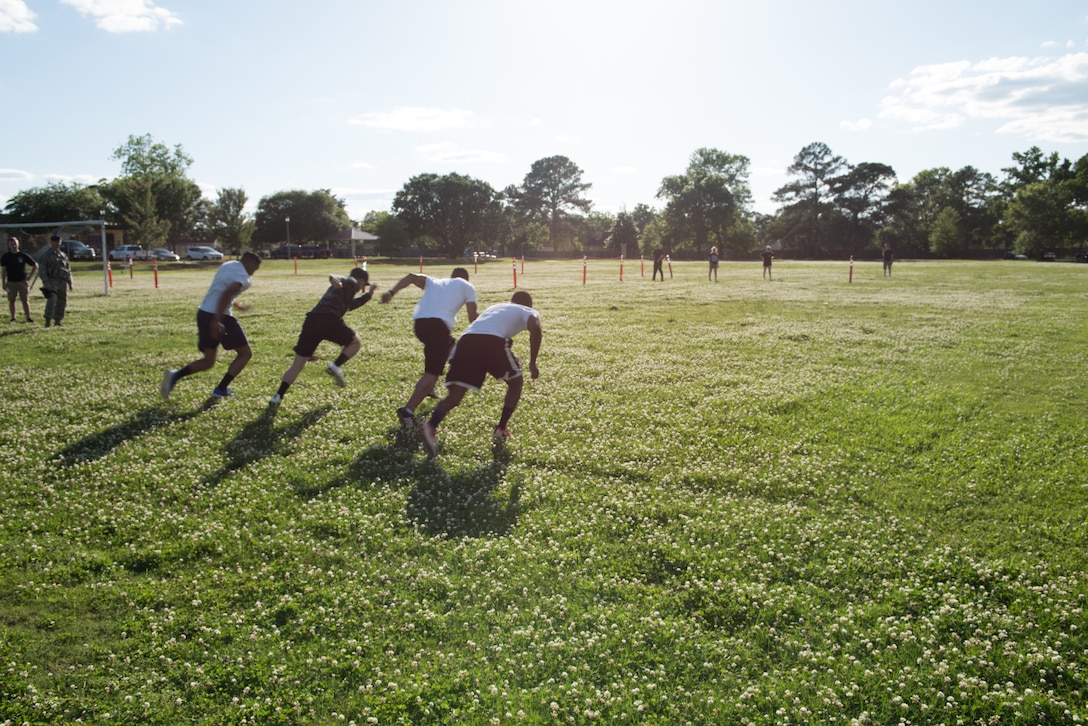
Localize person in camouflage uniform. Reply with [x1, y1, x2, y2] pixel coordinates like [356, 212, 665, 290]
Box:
[40, 235, 73, 328]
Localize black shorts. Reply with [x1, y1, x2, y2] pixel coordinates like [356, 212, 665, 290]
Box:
[196, 309, 249, 351]
[293, 313, 355, 357]
[414, 317, 455, 376]
[445, 334, 522, 391]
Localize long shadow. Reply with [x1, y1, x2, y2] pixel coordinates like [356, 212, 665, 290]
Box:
[406, 440, 522, 538]
[296, 425, 420, 499]
[53, 405, 205, 466]
[204, 404, 332, 487]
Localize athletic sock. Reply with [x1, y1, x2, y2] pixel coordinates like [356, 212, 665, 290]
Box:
[429, 408, 449, 428]
[277, 381, 291, 397]
[216, 373, 235, 390]
[333, 353, 349, 367]
[498, 406, 515, 429]
[175, 365, 195, 382]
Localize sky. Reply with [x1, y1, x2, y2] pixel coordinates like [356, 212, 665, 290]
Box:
[2, 0, 1088, 224]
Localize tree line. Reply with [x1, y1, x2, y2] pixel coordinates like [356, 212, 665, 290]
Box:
[4, 134, 1087, 260]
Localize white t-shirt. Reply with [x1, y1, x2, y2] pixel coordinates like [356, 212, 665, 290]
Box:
[198, 260, 252, 316]
[412, 276, 477, 329]
[464, 303, 540, 339]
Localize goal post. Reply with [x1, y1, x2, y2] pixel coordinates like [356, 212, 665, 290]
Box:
[0, 219, 110, 295]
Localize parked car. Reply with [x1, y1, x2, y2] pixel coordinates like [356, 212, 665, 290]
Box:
[1013, 254, 1029, 260]
[186, 246, 224, 261]
[60, 239, 96, 261]
[270, 244, 302, 259]
[300, 244, 332, 259]
[1042, 251, 1057, 262]
[1075, 251, 1088, 263]
[150, 248, 180, 262]
[109, 244, 147, 261]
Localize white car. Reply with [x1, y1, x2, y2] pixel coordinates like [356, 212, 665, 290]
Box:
[186, 246, 224, 261]
[108, 244, 147, 261]
[150, 248, 180, 262]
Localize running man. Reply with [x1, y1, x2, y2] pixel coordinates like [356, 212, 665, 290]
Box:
[418, 291, 541, 457]
[269, 268, 377, 408]
[380, 267, 478, 428]
[160, 251, 261, 399]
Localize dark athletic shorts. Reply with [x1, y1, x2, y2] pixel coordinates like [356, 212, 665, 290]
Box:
[197, 309, 249, 351]
[293, 313, 355, 357]
[444, 334, 522, 392]
[414, 317, 455, 376]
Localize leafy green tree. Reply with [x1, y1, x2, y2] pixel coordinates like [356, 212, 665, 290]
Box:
[929, 207, 962, 258]
[364, 210, 410, 257]
[831, 162, 897, 256]
[657, 147, 753, 258]
[119, 177, 171, 248]
[392, 173, 503, 257]
[998, 147, 1081, 257]
[252, 190, 352, 250]
[610, 211, 639, 256]
[1004, 181, 1075, 257]
[206, 188, 254, 252]
[101, 134, 203, 246]
[3, 181, 107, 224]
[574, 210, 616, 252]
[629, 203, 657, 236]
[772, 142, 847, 257]
[507, 155, 592, 251]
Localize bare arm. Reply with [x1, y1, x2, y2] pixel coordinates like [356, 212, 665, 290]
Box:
[465, 300, 479, 322]
[380, 273, 426, 303]
[526, 315, 542, 379]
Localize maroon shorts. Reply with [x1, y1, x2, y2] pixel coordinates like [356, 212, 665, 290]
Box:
[444, 334, 522, 391]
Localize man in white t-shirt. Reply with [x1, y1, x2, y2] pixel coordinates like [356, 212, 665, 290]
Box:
[160, 251, 261, 400]
[381, 267, 478, 427]
[417, 290, 541, 457]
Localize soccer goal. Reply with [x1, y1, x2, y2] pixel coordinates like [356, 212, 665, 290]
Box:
[0, 218, 110, 294]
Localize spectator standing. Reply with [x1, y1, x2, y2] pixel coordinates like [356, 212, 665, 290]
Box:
[40, 235, 72, 327]
[2, 236, 38, 323]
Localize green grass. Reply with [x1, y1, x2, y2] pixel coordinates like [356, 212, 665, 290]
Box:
[1, 257, 1086, 724]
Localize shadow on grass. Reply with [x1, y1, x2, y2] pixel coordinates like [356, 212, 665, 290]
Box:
[204, 404, 332, 487]
[407, 440, 522, 538]
[295, 425, 420, 499]
[52, 404, 212, 466]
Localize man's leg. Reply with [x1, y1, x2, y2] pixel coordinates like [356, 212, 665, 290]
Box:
[273, 354, 310, 402]
[19, 287, 32, 320]
[495, 376, 524, 435]
[214, 344, 252, 394]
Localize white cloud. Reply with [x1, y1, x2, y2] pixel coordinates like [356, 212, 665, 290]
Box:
[880, 52, 1088, 142]
[60, 0, 181, 33]
[416, 143, 506, 164]
[43, 173, 103, 185]
[840, 118, 873, 132]
[349, 107, 478, 133]
[0, 0, 37, 32]
[0, 168, 34, 182]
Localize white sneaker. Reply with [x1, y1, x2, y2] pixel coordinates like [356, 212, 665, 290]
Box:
[326, 362, 346, 387]
[160, 369, 177, 400]
[269, 394, 282, 406]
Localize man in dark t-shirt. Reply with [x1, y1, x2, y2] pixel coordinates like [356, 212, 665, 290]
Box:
[269, 267, 377, 408]
[1, 237, 38, 323]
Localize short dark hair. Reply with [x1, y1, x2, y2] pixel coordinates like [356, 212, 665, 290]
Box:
[349, 268, 368, 284]
[241, 251, 262, 267]
[451, 267, 469, 281]
[511, 291, 533, 308]
[50, 234, 61, 241]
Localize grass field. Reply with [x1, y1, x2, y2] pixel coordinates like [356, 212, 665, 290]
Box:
[1, 257, 1086, 725]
